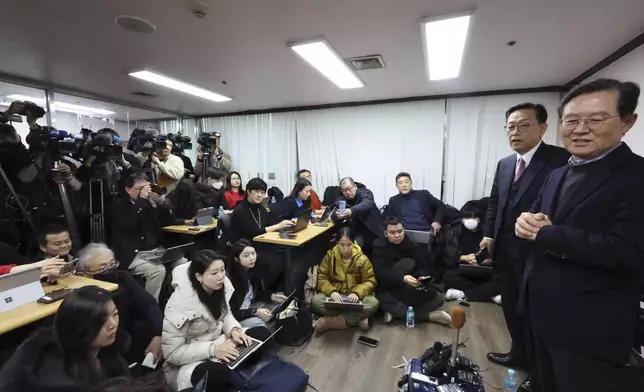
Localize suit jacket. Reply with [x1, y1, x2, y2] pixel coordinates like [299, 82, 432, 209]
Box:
[484, 142, 570, 259]
[385, 190, 446, 225]
[525, 143, 644, 363]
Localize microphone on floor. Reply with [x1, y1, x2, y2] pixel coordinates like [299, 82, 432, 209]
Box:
[450, 307, 466, 367]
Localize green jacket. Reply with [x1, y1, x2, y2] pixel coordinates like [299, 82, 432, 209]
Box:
[316, 242, 377, 299]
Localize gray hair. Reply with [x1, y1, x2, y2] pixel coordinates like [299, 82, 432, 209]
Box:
[77, 243, 114, 272]
[339, 177, 355, 187]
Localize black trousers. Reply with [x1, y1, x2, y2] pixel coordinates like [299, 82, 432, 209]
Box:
[442, 268, 501, 302]
[495, 246, 528, 362]
[256, 247, 286, 291]
[535, 337, 642, 392]
[189, 326, 270, 392]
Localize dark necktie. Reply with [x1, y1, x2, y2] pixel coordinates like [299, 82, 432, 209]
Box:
[515, 157, 526, 182]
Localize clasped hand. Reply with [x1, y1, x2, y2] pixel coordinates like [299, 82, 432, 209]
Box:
[515, 212, 552, 241]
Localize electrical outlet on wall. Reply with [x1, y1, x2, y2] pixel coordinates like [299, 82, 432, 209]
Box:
[268, 173, 276, 180]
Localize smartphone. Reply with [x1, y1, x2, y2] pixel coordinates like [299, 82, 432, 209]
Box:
[59, 259, 78, 276]
[38, 289, 73, 304]
[357, 335, 379, 348]
[338, 200, 346, 215]
[475, 247, 489, 262]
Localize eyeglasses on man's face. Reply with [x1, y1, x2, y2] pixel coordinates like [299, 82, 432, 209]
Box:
[560, 115, 620, 133]
[504, 122, 535, 133]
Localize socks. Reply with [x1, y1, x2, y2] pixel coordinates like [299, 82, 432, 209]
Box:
[492, 295, 502, 305]
[445, 288, 466, 301]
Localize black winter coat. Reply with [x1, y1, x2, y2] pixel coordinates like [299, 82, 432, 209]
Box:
[332, 186, 384, 239]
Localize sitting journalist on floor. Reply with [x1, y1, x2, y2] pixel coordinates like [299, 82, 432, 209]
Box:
[278, 178, 313, 221]
[0, 286, 130, 392]
[231, 177, 295, 288]
[311, 227, 379, 333]
[162, 250, 270, 392]
[111, 172, 178, 301]
[385, 172, 446, 233]
[372, 217, 450, 326]
[333, 177, 384, 250]
[227, 239, 288, 330]
[76, 243, 164, 366]
[439, 203, 501, 303]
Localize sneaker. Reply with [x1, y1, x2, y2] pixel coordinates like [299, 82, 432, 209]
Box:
[492, 295, 502, 305]
[445, 289, 465, 301]
[384, 312, 394, 324]
[428, 310, 452, 326]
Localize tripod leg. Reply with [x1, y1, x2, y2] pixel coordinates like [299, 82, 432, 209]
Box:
[58, 183, 81, 250]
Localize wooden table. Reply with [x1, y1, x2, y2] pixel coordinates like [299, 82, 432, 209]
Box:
[163, 220, 218, 234]
[0, 275, 119, 335]
[254, 222, 335, 247]
[254, 222, 335, 296]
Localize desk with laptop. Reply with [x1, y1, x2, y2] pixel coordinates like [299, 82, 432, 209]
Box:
[254, 206, 337, 296]
[0, 269, 119, 334]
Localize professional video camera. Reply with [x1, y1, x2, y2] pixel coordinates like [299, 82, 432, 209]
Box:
[127, 128, 160, 153]
[167, 132, 193, 152]
[86, 132, 123, 160]
[197, 131, 221, 149]
[25, 126, 85, 162]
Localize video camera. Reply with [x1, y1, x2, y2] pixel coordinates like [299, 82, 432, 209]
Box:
[167, 132, 193, 152]
[86, 132, 123, 160]
[24, 126, 85, 161]
[197, 131, 221, 149]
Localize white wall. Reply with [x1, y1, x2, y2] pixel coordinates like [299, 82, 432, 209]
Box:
[52, 111, 131, 138]
[586, 45, 644, 157]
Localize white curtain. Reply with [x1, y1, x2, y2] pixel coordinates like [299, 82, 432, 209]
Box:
[295, 101, 446, 206]
[200, 113, 298, 193]
[443, 92, 562, 210]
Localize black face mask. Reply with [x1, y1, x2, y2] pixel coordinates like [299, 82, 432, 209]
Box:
[95, 269, 118, 281]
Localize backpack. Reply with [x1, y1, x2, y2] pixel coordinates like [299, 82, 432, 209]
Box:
[231, 353, 309, 392]
[275, 303, 314, 346]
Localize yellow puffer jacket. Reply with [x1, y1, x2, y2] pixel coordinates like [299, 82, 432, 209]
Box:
[316, 242, 377, 299]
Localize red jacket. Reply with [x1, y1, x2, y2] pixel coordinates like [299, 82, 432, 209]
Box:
[0, 264, 16, 275]
[310, 189, 322, 211]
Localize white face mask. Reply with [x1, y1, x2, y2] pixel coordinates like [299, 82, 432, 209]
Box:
[211, 181, 224, 190]
[463, 218, 479, 231]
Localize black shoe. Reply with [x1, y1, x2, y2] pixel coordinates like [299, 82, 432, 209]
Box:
[517, 377, 533, 392]
[486, 352, 527, 369]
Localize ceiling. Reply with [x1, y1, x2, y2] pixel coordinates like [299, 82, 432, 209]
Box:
[0, 0, 643, 117]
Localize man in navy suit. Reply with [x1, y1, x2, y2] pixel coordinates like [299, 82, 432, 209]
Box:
[482, 103, 569, 391]
[516, 79, 644, 392]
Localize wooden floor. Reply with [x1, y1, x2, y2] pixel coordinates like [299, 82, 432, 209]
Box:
[279, 301, 527, 391]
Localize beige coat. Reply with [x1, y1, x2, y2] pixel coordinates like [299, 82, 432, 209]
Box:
[162, 262, 241, 391]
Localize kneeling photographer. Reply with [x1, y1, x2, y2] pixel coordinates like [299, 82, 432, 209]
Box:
[135, 136, 184, 194]
[194, 131, 231, 182]
[112, 172, 178, 301]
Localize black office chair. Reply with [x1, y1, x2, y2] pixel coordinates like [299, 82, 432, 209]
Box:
[217, 214, 236, 251]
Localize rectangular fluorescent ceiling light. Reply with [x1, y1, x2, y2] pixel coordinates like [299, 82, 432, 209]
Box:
[290, 40, 364, 89]
[129, 70, 231, 102]
[6, 94, 115, 116]
[422, 11, 473, 81]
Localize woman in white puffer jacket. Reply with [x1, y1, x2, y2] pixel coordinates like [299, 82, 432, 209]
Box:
[162, 250, 270, 392]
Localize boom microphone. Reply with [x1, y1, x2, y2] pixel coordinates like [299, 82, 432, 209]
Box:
[450, 307, 466, 366]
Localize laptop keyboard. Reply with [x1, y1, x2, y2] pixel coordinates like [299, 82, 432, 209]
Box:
[226, 339, 261, 369]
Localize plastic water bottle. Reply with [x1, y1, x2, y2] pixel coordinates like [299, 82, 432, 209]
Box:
[218, 206, 225, 218]
[406, 306, 415, 328]
[504, 369, 517, 391]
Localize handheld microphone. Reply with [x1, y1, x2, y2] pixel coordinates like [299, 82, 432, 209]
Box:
[450, 307, 466, 367]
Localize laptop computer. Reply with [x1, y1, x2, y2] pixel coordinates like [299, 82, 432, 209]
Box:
[262, 290, 296, 316]
[282, 209, 312, 234]
[224, 326, 283, 370]
[0, 267, 45, 313]
[195, 207, 215, 226]
[318, 205, 337, 222]
[323, 294, 364, 311]
[147, 242, 194, 264]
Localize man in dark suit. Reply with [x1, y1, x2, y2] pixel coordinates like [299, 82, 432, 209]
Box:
[384, 172, 446, 233]
[481, 103, 570, 391]
[516, 79, 644, 392]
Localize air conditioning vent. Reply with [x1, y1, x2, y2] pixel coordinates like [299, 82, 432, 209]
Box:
[130, 91, 157, 98]
[347, 55, 386, 71]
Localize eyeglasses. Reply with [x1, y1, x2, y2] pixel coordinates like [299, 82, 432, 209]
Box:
[504, 122, 534, 133]
[78, 260, 120, 277]
[341, 185, 355, 193]
[560, 115, 620, 132]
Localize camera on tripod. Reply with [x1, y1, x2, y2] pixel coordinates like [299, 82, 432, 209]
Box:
[197, 131, 221, 149]
[86, 132, 123, 160]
